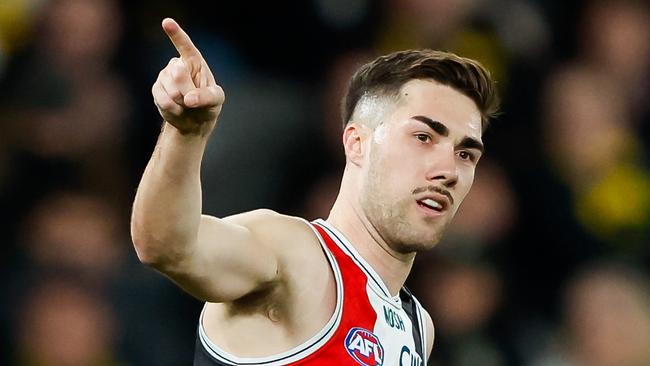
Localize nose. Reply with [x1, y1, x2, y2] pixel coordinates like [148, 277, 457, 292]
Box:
[426, 144, 458, 188]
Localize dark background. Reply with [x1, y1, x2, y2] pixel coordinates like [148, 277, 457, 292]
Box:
[1, 0, 649, 365]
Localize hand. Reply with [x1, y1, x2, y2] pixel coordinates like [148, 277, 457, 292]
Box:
[152, 18, 225, 136]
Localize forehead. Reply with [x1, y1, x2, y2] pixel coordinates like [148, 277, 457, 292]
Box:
[391, 79, 482, 139]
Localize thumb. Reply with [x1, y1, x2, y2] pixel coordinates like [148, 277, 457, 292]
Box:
[184, 86, 224, 108]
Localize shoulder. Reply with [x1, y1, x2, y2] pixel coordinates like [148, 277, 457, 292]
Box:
[223, 209, 314, 238]
[222, 208, 292, 227]
[223, 209, 321, 253]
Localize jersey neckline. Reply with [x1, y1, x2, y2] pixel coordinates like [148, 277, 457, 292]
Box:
[313, 218, 403, 307]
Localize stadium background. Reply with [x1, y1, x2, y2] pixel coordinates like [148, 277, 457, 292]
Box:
[1, 0, 649, 365]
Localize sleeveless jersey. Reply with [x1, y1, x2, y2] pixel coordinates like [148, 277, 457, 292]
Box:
[194, 218, 429, 366]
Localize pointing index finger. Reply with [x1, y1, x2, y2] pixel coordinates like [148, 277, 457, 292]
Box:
[162, 18, 202, 61]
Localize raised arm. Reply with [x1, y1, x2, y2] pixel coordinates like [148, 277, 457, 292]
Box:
[130, 18, 279, 303]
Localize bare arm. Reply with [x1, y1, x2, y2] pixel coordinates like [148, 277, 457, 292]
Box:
[131, 18, 278, 302]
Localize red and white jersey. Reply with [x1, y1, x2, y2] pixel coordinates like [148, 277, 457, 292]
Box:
[194, 219, 429, 366]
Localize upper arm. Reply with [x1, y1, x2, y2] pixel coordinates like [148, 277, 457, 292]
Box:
[158, 209, 299, 303]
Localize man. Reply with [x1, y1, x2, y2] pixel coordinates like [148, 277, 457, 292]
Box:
[131, 18, 499, 366]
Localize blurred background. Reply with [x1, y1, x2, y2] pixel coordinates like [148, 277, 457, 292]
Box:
[1, 0, 649, 365]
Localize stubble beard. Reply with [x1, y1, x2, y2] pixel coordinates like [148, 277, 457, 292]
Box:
[360, 158, 449, 254]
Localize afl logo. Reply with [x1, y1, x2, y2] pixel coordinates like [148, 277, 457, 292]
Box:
[344, 327, 384, 366]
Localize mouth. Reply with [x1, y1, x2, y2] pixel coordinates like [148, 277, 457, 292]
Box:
[415, 194, 450, 217]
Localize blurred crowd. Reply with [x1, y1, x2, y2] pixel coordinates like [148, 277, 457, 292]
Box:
[1, 0, 649, 365]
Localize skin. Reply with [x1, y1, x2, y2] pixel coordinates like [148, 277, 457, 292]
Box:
[131, 18, 483, 360]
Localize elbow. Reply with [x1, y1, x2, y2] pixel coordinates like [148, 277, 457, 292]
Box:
[130, 211, 194, 271]
[133, 242, 157, 267]
[131, 230, 160, 267]
[132, 233, 178, 271]
[130, 222, 191, 273]
[130, 218, 164, 267]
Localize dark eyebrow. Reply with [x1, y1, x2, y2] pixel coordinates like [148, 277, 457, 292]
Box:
[412, 115, 484, 154]
[458, 137, 485, 154]
[412, 115, 449, 137]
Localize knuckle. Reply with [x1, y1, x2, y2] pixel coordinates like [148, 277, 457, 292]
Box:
[158, 98, 176, 111]
[213, 85, 225, 102]
[159, 70, 174, 86]
[170, 65, 188, 82]
[168, 89, 183, 102]
[167, 57, 180, 66]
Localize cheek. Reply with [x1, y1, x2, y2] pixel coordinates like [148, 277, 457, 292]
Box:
[368, 140, 426, 189]
[382, 152, 421, 187]
[457, 170, 476, 201]
[383, 139, 422, 168]
[367, 148, 406, 190]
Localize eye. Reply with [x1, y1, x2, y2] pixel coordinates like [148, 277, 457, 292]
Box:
[415, 134, 431, 143]
[458, 150, 476, 162]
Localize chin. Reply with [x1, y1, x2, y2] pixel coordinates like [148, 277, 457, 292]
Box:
[391, 241, 437, 255]
[373, 214, 448, 254]
[389, 229, 444, 254]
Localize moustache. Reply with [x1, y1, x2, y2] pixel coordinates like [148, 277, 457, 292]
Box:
[412, 186, 454, 205]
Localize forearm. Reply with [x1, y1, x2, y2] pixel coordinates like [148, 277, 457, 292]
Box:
[131, 122, 209, 267]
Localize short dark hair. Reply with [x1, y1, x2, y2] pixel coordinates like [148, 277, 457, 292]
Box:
[342, 49, 500, 131]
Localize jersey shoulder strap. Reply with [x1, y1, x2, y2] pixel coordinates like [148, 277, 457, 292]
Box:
[400, 286, 427, 364]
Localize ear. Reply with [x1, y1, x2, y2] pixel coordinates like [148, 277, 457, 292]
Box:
[342, 122, 367, 166]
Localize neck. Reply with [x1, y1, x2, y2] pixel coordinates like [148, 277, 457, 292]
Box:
[326, 186, 415, 296]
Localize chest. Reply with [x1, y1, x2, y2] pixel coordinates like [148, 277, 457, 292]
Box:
[331, 281, 424, 366]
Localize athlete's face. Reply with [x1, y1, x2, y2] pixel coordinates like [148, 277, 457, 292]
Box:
[359, 80, 484, 253]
